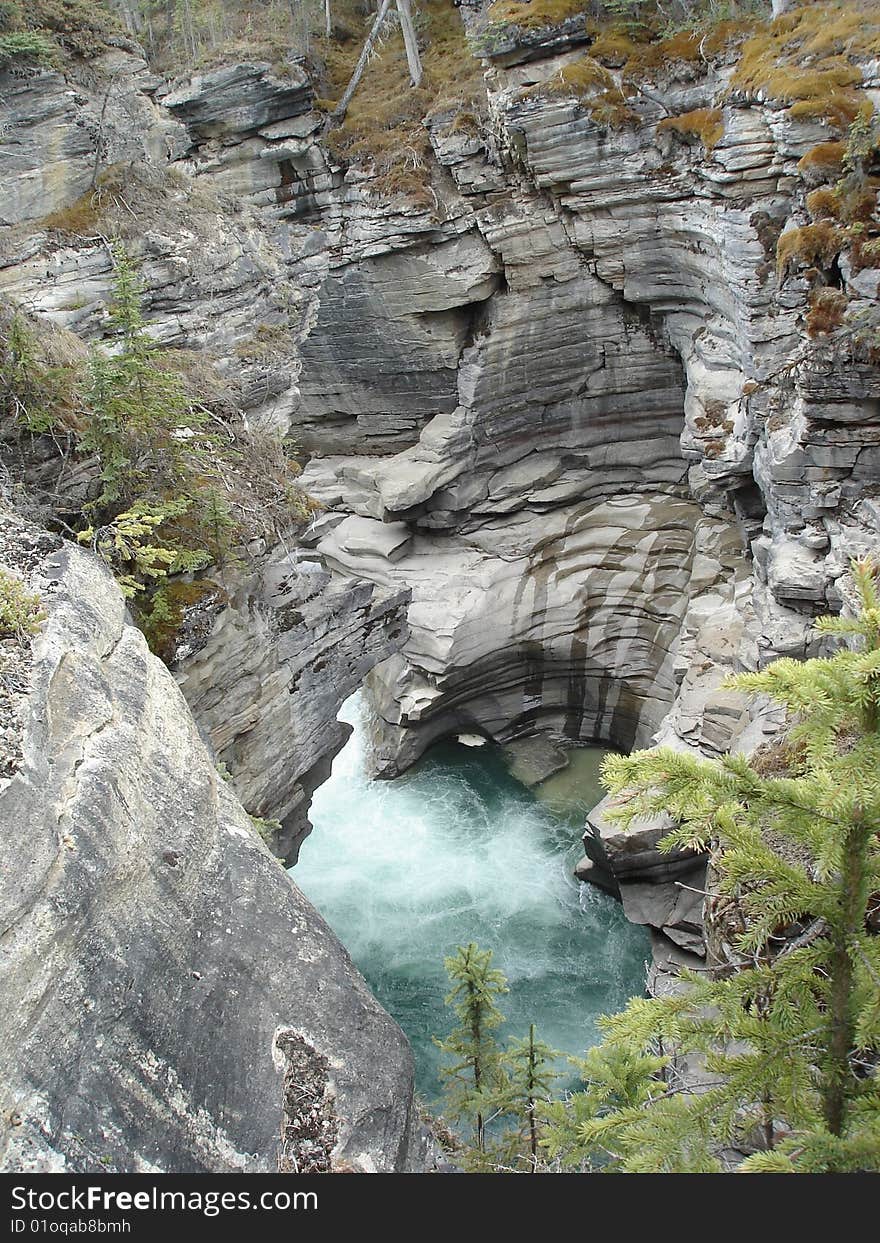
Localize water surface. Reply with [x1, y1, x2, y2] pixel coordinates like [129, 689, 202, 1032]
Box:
[293, 698, 648, 1104]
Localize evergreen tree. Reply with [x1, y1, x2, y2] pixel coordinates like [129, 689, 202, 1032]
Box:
[541, 1045, 667, 1171]
[543, 558, 880, 1173]
[84, 241, 218, 516]
[434, 942, 508, 1152]
[491, 1024, 561, 1170]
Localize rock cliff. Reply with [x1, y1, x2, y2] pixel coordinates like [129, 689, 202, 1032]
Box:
[2, 2, 880, 1166]
[0, 511, 424, 1172]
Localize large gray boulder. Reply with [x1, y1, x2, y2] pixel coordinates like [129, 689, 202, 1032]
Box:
[0, 518, 422, 1173]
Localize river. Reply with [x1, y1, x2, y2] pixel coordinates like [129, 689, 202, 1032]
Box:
[292, 696, 648, 1105]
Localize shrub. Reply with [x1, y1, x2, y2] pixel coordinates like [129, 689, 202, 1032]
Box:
[0, 0, 118, 65]
[76, 499, 212, 600]
[0, 311, 83, 435]
[0, 568, 44, 640]
[0, 30, 55, 65]
[543, 558, 880, 1173]
[4, 245, 312, 655]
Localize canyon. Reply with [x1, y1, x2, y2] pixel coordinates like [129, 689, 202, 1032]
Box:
[1, 3, 879, 1171]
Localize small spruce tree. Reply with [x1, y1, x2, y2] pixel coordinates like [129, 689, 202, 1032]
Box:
[83, 241, 220, 516]
[434, 942, 508, 1152]
[543, 557, 880, 1173]
[491, 1024, 561, 1171]
[541, 1045, 668, 1171]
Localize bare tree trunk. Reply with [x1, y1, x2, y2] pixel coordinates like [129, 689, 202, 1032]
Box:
[396, 0, 422, 88]
[771, 0, 793, 15]
[331, 0, 394, 123]
[114, 1, 143, 35]
[325, 0, 332, 38]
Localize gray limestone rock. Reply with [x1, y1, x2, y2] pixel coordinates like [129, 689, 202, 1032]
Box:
[0, 521, 421, 1173]
[173, 546, 410, 865]
[582, 795, 704, 893]
[163, 62, 313, 142]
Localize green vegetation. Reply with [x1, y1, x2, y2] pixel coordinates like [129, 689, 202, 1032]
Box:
[0, 0, 119, 66]
[76, 499, 214, 600]
[433, 561, 880, 1173]
[0, 30, 56, 67]
[541, 1045, 668, 1170]
[542, 558, 880, 1173]
[434, 944, 562, 1172]
[0, 243, 312, 656]
[489, 1024, 561, 1170]
[0, 313, 84, 435]
[249, 812, 284, 845]
[434, 942, 509, 1154]
[0, 568, 45, 640]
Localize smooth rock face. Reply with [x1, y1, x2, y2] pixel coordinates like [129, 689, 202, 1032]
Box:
[0, 522, 420, 1173]
[314, 497, 745, 776]
[173, 547, 410, 864]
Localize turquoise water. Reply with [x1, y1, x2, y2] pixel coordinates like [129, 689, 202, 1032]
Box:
[292, 697, 649, 1105]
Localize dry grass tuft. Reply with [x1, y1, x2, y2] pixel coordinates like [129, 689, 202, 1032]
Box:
[776, 220, 845, 278]
[806, 288, 848, 337]
[538, 55, 637, 127]
[486, 0, 589, 30]
[806, 186, 840, 221]
[657, 107, 724, 152]
[319, 0, 486, 205]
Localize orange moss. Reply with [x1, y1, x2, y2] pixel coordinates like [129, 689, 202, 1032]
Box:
[806, 288, 848, 337]
[776, 221, 845, 277]
[798, 141, 847, 178]
[806, 186, 841, 221]
[587, 28, 639, 66]
[552, 56, 615, 95]
[731, 2, 880, 131]
[486, 1, 588, 31]
[851, 232, 880, 271]
[657, 107, 724, 153]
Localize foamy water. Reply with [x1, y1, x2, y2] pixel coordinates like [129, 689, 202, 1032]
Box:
[292, 696, 648, 1102]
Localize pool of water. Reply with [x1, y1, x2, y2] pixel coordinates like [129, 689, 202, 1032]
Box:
[291, 696, 648, 1105]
